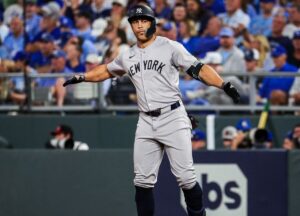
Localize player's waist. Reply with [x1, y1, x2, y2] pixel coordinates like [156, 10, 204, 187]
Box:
[143, 101, 181, 117]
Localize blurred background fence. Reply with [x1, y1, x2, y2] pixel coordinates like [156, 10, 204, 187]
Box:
[1, 72, 300, 113]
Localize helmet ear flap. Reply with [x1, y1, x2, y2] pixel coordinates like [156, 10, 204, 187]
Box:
[145, 19, 156, 38]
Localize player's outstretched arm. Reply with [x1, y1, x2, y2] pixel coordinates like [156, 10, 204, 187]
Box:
[198, 64, 223, 88]
[199, 64, 240, 104]
[63, 64, 114, 87]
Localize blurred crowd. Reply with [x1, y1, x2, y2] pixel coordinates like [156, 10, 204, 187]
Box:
[191, 118, 300, 151]
[0, 0, 300, 110]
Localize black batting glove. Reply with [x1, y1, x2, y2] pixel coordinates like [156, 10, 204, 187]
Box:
[222, 81, 240, 104]
[63, 74, 85, 87]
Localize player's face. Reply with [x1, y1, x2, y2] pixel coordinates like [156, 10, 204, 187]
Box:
[131, 19, 152, 42]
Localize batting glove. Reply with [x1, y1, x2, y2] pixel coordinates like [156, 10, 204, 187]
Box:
[63, 74, 85, 87]
[222, 82, 240, 104]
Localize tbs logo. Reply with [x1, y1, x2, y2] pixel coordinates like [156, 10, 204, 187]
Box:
[181, 164, 248, 216]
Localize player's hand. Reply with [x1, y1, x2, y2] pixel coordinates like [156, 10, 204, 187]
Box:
[63, 74, 85, 87]
[222, 82, 240, 104]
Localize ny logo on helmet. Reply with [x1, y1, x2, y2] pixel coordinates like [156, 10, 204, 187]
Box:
[136, 8, 142, 13]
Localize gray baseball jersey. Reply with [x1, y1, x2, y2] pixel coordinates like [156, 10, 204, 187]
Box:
[107, 36, 198, 189]
[107, 36, 198, 112]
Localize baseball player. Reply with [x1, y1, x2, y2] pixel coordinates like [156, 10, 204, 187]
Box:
[63, 4, 240, 216]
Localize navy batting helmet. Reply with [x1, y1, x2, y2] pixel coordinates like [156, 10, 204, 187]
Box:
[127, 4, 155, 23]
[127, 4, 156, 38]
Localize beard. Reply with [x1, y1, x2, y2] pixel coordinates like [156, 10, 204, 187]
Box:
[135, 31, 152, 42]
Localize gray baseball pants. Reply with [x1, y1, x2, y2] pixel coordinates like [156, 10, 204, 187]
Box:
[133, 104, 197, 190]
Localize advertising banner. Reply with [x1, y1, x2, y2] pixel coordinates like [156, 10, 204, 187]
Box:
[154, 151, 287, 216]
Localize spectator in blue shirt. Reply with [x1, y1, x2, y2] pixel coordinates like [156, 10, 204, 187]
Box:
[158, 21, 177, 41]
[72, 10, 93, 41]
[0, 43, 8, 59]
[218, 0, 250, 39]
[59, 16, 74, 33]
[154, 0, 172, 20]
[249, 0, 275, 37]
[79, 0, 111, 22]
[37, 0, 64, 8]
[191, 129, 206, 150]
[49, 50, 71, 76]
[62, 34, 97, 65]
[258, 45, 298, 105]
[58, 31, 73, 48]
[33, 2, 61, 44]
[7, 51, 35, 105]
[91, 20, 112, 56]
[25, 0, 42, 41]
[203, 0, 226, 15]
[246, 2, 257, 18]
[179, 73, 207, 105]
[80, 37, 98, 63]
[3, 16, 24, 59]
[37, 50, 70, 106]
[197, 16, 222, 58]
[0, 10, 9, 58]
[29, 33, 56, 73]
[177, 19, 202, 57]
[64, 0, 82, 23]
[64, 43, 85, 73]
[268, 12, 294, 63]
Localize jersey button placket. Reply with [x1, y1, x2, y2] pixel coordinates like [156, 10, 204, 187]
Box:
[140, 50, 156, 133]
[140, 51, 151, 111]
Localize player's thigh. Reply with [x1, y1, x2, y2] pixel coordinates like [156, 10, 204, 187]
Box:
[134, 114, 165, 178]
[134, 136, 164, 175]
[164, 128, 196, 187]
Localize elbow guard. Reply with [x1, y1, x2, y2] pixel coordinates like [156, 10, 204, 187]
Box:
[186, 61, 204, 81]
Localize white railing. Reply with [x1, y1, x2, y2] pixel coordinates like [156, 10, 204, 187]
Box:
[0, 71, 299, 113]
